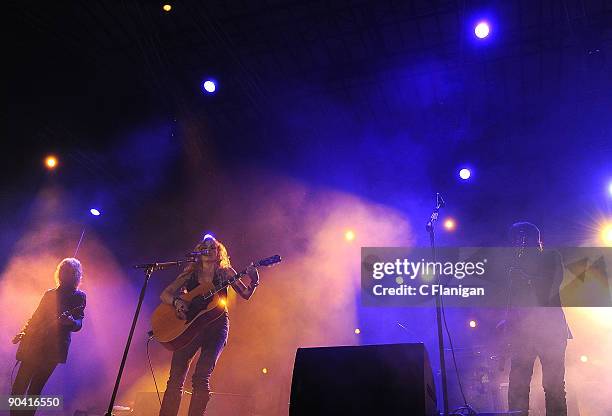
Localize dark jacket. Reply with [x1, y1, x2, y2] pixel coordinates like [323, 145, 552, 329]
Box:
[16, 287, 86, 364]
[508, 249, 570, 342]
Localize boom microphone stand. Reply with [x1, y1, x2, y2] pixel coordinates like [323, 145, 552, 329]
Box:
[104, 259, 195, 416]
[426, 193, 449, 416]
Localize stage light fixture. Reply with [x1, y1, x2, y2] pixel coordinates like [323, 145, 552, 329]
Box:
[469, 320, 477, 328]
[443, 218, 456, 231]
[203, 80, 216, 93]
[344, 230, 355, 241]
[162, 4, 172, 12]
[45, 155, 58, 170]
[262, 368, 268, 374]
[90, 208, 101, 216]
[601, 223, 612, 246]
[474, 21, 490, 39]
[459, 168, 471, 180]
[580, 355, 588, 363]
[354, 328, 361, 334]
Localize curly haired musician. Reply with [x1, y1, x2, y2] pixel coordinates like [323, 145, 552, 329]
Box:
[159, 234, 259, 416]
[11, 257, 87, 416]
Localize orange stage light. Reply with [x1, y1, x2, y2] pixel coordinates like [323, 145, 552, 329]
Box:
[344, 229, 355, 241]
[44, 155, 58, 169]
[443, 218, 456, 231]
[601, 223, 612, 246]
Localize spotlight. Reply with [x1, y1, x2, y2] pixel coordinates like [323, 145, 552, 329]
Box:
[601, 223, 612, 246]
[262, 367, 268, 374]
[474, 21, 490, 39]
[44, 155, 58, 170]
[202, 80, 216, 93]
[219, 298, 227, 307]
[354, 328, 361, 335]
[608, 181, 612, 197]
[443, 218, 456, 231]
[89, 208, 101, 216]
[459, 168, 471, 180]
[162, 4, 172, 12]
[344, 230, 355, 241]
[469, 320, 477, 328]
[580, 355, 588, 363]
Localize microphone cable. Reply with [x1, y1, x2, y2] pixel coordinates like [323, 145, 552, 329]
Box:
[146, 334, 163, 407]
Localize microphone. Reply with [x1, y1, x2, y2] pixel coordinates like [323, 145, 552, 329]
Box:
[426, 193, 445, 232]
[436, 193, 445, 208]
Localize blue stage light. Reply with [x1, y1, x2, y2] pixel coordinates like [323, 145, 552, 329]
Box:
[459, 168, 471, 180]
[90, 208, 101, 216]
[474, 21, 490, 39]
[203, 80, 216, 93]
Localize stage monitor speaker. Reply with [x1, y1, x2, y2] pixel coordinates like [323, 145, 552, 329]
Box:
[289, 343, 437, 416]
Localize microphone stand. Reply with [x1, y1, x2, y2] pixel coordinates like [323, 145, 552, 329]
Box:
[426, 193, 449, 416]
[104, 258, 195, 416]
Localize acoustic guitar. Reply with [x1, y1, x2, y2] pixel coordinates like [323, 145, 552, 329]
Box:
[151, 255, 281, 351]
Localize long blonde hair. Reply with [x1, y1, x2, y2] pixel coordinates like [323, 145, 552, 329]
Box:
[178, 234, 231, 279]
[54, 258, 83, 289]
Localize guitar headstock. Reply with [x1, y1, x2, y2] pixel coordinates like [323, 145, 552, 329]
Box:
[255, 255, 282, 267]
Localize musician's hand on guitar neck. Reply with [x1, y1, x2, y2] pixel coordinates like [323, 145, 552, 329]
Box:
[174, 298, 189, 320]
[11, 332, 24, 344]
[59, 312, 76, 326]
[246, 264, 259, 287]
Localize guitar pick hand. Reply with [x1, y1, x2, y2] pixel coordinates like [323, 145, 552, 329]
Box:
[174, 298, 190, 320]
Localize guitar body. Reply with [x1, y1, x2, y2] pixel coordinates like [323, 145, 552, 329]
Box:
[150, 255, 281, 351]
[151, 282, 226, 351]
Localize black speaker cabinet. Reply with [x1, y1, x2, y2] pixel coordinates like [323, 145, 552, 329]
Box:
[289, 343, 437, 416]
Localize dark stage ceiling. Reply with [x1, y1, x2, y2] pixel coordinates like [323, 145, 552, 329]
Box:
[4, 0, 612, 246]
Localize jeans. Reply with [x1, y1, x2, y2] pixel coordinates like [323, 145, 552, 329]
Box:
[10, 360, 58, 416]
[508, 337, 567, 416]
[160, 316, 229, 416]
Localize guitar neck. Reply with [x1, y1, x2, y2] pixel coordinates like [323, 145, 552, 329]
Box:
[200, 255, 281, 300]
[202, 270, 248, 300]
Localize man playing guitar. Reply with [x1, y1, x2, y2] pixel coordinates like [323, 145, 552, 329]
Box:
[11, 257, 87, 416]
[158, 234, 259, 416]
